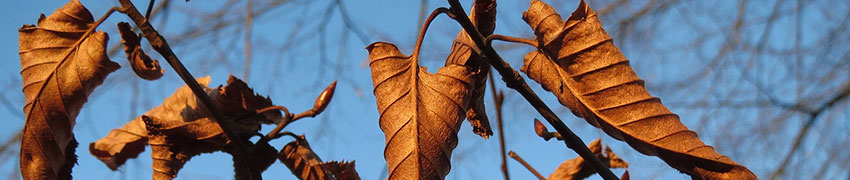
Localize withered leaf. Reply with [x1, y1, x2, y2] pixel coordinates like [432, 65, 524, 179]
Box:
[279, 135, 330, 180]
[278, 135, 360, 180]
[521, 0, 756, 179]
[89, 76, 279, 179]
[88, 118, 147, 170]
[18, 0, 120, 179]
[319, 161, 361, 180]
[367, 42, 472, 179]
[236, 139, 279, 180]
[117, 22, 163, 80]
[145, 115, 227, 180]
[280, 137, 326, 180]
[444, 0, 497, 138]
[547, 139, 628, 180]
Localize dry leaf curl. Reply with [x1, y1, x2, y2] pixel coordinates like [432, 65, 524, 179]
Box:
[368, 42, 472, 179]
[89, 76, 279, 179]
[444, 0, 497, 138]
[18, 0, 120, 179]
[548, 139, 628, 180]
[279, 136, 328, 180]
[117, 22, 163, 80]
[521, 0, 756, 179]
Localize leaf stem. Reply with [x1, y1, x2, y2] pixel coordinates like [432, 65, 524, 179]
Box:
[508, 151, 546, 180]
[116, 1, 258, 179]
[257, 106, 292, 140]
[486, 34, 537, 47]
[445, 1, 618, 179]
[410, 7, 450, 62]
[144, 0, 155, 18]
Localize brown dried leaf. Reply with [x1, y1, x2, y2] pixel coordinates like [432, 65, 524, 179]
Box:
[243, 140, 279, 176]
[117, 22, 163, 80]
[444, 0, 497, 138]
[88, 118, 147, 170]
[145, 115, 227, 179]
[367, 42, 472, 179]
[278, 135, 360, 180]
[89, 76, 278, 179]
[18, 0, 120, 179]
[521, 0, 756, 179]
[547, 139, 627, 180]
[279, 135, 330, 180]
[319, 161, 361, 180]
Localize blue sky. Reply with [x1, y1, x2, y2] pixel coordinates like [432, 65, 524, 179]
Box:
[3, 0, 848, 180]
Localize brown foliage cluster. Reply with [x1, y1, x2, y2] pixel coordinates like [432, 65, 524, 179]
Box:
[17, 0, 355, 180]
[14, 0, 762, 179]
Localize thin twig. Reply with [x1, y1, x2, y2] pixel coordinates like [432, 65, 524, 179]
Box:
[262, 81, 336, 140]
[116, 1, 258, 179]
[508, 151, 546, 180]
[0, 131, 22, 160]
[258, 106, 292, 140]
[444, 1, 618, 179]
[243, 0, 254, 81]
[488, 73, 510, 180]
[145, 0, 155, 18]
[770, 83, 850, 180]
[334, 0, 370, 45]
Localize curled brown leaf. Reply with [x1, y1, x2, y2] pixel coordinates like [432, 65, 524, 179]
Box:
[520, 0, 755, 179]
[368, 42, 472, 179]
[89, 76, 278, 179]
[88, 118, 147, 170]
[547, 139, 628, 180]
[278, 135, 331, 180]
[319, 161, 361, 180]
[444, 0, 497, 138]
[117, 22, 163, 80]
[18, 0, 120, 179]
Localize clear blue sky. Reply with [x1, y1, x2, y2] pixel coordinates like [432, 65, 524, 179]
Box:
[3, 0, 842, 179]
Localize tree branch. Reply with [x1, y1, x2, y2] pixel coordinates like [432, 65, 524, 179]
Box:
[770, 83, 850, 180]
[445, 1, 618, 179]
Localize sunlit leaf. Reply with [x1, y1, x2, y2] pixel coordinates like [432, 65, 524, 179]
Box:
[368, 42, 472, 179]
[18, 0, 120, 179]
[444, 0, 497, 138]
[521, 0, 756, 179]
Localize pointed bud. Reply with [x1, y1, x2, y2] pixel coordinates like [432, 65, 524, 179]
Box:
[312, 81, 337, 115]
[533, 118, 548, 140]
